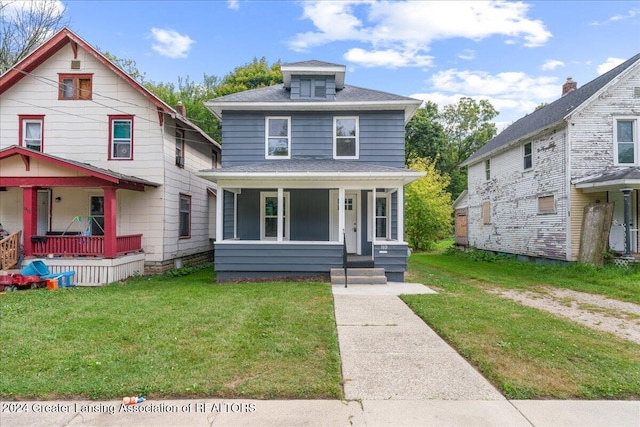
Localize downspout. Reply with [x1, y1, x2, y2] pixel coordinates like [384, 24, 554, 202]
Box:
[565, 120, 573, 261]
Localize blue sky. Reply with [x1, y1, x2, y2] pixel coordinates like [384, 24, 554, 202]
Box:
[52, 1, 640, 127]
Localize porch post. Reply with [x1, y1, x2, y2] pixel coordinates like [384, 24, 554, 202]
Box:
[338, 188, 345, 243]
[277, 187, 284, 242]
[216, 186, 224, 241]
[397, 186, 404, 242]
[22, 186, 38, 256]
[622, 188, 632, 256]
[103, 187, 117, 258]
[372, 187, 377, 245]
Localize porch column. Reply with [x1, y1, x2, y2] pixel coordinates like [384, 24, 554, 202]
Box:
[277, 187, 284, 242]
[22, 186, 38, 256]
[622, 188, 632, 256]
[338, 188, 345, 243]
[372, 187, 377, 245]
[103, 187, 117, 258]
[216, 186, 223, 241]
[397, 186, 404, 242]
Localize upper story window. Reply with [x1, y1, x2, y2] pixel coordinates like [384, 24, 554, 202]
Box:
[58, 74, 92, 100]
[485, 159, 491, 181]
[300, 78, 326, 98]
[19, 115, 44, 152]
[334, 117, 359, 159]
[212, 150, 219, 169]
[523, 142, 533, 170]
[175, 129, 185, 168]
[109, 115, 133, 160]
[615, 118, 638, 165]
[265, 117, 290, 159]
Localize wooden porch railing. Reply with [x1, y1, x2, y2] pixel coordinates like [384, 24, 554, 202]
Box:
[0, 231, 21, 270]
[31, 234, 143, 257]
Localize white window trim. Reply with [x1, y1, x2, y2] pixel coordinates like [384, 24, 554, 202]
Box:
[614, 117, 638, 166]
[333, 116, 359, 159]
[367, 192, 390, 242]
[523, 142, 534, 171]
[260, 191, 290, 240]
[265, 116, 291, 160]
[22, 119, 43, 151]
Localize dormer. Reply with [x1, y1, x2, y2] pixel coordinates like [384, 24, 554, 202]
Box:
[281, 60, 346, 100]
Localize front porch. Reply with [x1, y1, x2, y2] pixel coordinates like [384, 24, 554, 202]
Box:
[31, 233, 143, 257]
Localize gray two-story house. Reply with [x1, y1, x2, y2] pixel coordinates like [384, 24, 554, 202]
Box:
[199, 60, 423, 281]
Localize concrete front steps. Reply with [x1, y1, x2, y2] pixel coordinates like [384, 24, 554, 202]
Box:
[330, 268, 387, 285]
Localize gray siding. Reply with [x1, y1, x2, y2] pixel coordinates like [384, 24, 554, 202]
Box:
[237, 189, 263, 240]
[223, 190, 235, 239]
[221, 110, 405, 168]
[214, 243, 343, 278]
[290, 189, 330, 241]
[374, 243, 408, 282]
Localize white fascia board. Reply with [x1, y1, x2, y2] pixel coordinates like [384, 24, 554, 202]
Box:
[575, 179, 640, 190]
[204, 100, 423, 124]
[198, 171, 425, 186]
[281, 65, 346, 88]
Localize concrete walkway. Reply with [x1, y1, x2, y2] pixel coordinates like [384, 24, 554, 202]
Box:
[2, 282, 639, 426]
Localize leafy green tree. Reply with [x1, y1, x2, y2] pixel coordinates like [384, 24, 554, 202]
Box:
[0, 0, 68, 73]
[214, 57, 282, 97]
[102, 51, 147, 83]
[405, 101, 447, 168]
[404, 157, 453, 251]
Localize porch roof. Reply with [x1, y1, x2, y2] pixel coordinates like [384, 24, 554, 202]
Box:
[198, 159, 424, 184]
[0, 146, 159, 190]
[574, 167, 640, 190]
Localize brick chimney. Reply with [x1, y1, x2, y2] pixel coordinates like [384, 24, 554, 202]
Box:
[562, 77, 577, 96]
[175, 101, 186, 117]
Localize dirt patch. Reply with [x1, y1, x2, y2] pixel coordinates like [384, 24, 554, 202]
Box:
[489, 287, 640, 345]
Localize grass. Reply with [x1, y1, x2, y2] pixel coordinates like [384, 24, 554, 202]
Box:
[402, 240, 640, 399]
[0, 267, 342, 400]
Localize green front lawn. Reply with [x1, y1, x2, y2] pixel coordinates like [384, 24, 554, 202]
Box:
[0, 268, 342, 400]
[403, 245, 640, 399]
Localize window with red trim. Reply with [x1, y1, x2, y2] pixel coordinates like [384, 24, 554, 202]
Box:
[19, 115, 45, 152]
[58, 74, 93, 100]
[108, 115, 134, 160]
[179, 194, 191, 238]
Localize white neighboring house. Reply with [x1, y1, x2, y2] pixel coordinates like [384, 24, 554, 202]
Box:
[0, 28, 221, 284]
[460, 53, 640, 262]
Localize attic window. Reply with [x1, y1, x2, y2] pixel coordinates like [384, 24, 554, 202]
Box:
[300, 78, 326, 98]
[58, 73, 92, 100]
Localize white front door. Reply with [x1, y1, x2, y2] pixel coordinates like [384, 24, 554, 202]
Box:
[609, 190, 638, 252]
[37, 190, 49, 235]
[344, 193, 358, 253]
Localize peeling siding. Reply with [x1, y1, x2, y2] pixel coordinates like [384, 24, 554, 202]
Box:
[467, 126, 568, 259]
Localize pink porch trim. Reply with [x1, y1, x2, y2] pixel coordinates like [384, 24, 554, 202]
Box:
[32, 234, 143, 257]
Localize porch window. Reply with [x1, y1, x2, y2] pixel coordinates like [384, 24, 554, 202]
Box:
[615, 119, 637, 165]
[109, 115, 133, 160]
[19, 115, 44, 152]
[334, 117, 358, 159]
[260, 192, 289, 240]
[523, 142, 533, 170]
[265, 117, 291, 159]
[176, 129, 185, 168]
[58, 74, 92, 100]
[179, 194, 191, 238]
[368, 193, 390, 240]
[485, 159, 491, 181]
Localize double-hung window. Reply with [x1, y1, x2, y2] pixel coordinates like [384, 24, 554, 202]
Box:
[260, 192, 290, 240]
[109, 115, 133, 160]
[300, 79, 326, 98]
[265, 117, 291, 159]
[179, 194, 191, 238]
[19, 115, 44, 152]
[615, 118, 638, 165]
[368, 193, 390, 241]
[175, 129, 185, 168]
[334, 117, 358, 159]
[58, 74, 92, 100]
[523, 142, 533, 170]
[485, 159, 491, 181]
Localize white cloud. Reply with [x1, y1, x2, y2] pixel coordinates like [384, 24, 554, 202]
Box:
[150, 28, 194, 58]
[458, 49, 476, 61]
[589, 8, 639, 25]
[227, 0, 239, 10]
[541, 59, 564, 71]
[597, 57, 625, 75]
[344, 48, 433, 68]
[288, 1, 552, 68]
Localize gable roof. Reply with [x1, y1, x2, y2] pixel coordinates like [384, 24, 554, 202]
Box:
[205, 83, 422, 124]
[462, 52, 640, 166]
[0, 146, 159, 190]
[0, 27, 219, 149]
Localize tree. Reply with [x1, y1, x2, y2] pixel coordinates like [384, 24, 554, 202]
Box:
[214, 57, 282, 98]
[404, 157, 453, 251]
[405, 101, 447, 168]
[0, 0, 68, 73]
[103, 51, 147, 83]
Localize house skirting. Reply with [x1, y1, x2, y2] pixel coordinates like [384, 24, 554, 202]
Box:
[144, 250, 214, 275]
